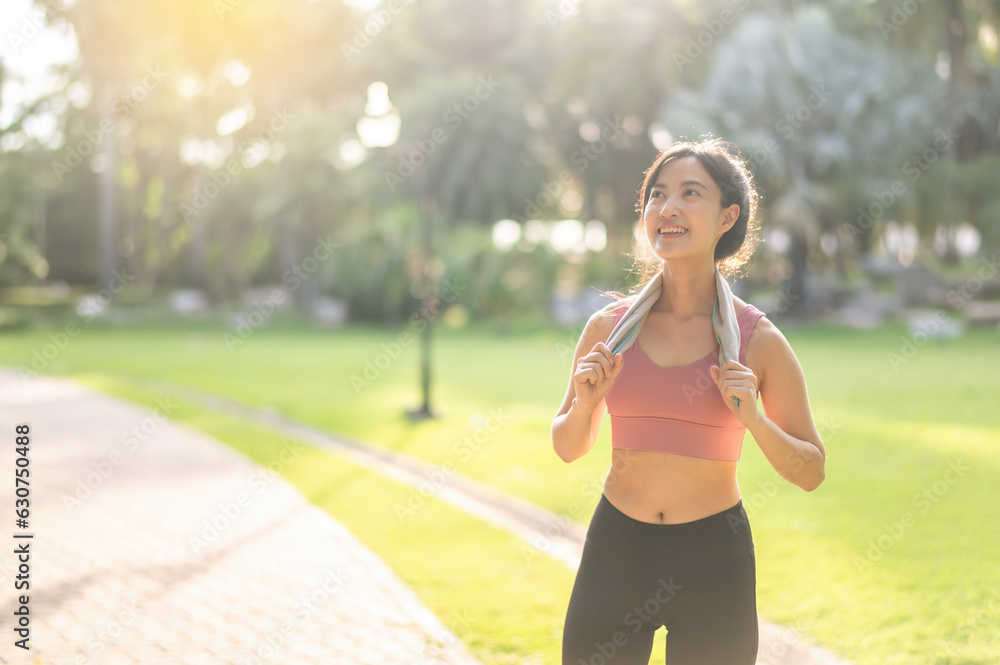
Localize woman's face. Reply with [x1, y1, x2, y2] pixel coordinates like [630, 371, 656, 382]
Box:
[642, 155, 739, 264]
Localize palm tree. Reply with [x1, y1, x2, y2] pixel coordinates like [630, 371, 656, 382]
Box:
[659, 6, 942, 311]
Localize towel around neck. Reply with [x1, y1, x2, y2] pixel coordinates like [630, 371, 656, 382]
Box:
[606, 266, 741, 372]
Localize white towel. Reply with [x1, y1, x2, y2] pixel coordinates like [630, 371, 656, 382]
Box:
[606, 267, 742, 404]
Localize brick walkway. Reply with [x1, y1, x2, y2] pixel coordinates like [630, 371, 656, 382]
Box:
[0, 369, 483, 665]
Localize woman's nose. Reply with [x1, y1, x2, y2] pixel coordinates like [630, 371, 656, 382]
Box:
[658, 197, 679, 218]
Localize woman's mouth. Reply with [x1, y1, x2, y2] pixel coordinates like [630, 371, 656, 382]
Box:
[657, 225, 688, 238]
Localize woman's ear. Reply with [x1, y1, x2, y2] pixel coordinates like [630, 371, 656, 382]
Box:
[721, 204, 740, 232]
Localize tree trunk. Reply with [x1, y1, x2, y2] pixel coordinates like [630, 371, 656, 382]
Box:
[191, 166, 208, 293]
[280, 219, 300, 304]
[33, 187, 46, 284]
[408, 179, 437, 421]
[787, 227, 809, 316]
[98, 83, 117, 289]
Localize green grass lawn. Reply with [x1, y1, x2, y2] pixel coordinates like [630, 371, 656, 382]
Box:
[1, 314, 998, 664]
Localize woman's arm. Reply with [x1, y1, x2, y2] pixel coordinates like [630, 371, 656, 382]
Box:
[748, 318, 826, 490]
[712, 317, 826, 491]
[551, 304, 621, 463]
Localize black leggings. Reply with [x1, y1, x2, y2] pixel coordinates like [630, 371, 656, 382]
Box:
[562, 494, 758, 665]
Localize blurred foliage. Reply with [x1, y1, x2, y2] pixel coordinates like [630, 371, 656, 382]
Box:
[0, 0, 998, 321]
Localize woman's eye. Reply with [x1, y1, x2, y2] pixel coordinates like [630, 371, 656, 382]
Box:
[651, 191, 664, 198]
[685, 189, 699, 196]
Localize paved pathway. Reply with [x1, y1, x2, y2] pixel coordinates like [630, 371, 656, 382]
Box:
[0, 369, 482, 665]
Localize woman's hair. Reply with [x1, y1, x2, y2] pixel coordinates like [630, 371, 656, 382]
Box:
[603, 136, 760, 303]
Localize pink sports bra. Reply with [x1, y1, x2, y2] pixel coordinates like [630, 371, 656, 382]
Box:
[603, 300, 767, 461]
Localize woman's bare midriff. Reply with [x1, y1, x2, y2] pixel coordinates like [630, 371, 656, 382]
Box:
[603, 448, 741, 524]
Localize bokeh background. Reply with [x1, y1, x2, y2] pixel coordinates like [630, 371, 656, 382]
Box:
[1, 0, 999, 664]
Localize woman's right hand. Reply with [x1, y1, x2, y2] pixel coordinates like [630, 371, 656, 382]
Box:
[573, 342, 624, 412]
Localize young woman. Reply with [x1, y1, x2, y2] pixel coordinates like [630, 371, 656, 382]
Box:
[552, 138, 826, 665]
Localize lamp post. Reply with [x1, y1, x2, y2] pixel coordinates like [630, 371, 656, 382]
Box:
[356, 82, 435, 420]
[406, 167, 437, 422]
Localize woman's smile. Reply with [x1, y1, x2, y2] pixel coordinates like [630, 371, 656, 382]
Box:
[657, 224, 689, 238]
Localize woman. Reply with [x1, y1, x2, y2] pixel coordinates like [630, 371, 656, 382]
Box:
[552, 137, 826, 665]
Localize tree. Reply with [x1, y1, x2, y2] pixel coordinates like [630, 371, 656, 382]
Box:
[660, 6, 942, 310]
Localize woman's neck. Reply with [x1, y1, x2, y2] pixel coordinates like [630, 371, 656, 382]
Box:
[653, 260, 717, 318]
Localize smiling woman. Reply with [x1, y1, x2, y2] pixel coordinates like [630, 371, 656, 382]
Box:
[552, 137, 826, 664]
[632, 138, 761, 282]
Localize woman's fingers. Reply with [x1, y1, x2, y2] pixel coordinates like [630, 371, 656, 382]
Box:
[715, 361, 753, 380]
[711, 362, 758, 417]
[575, 348, 623, 387]
[576, 360, 608, 384]
[591, 345, 615, 375]
[608, 352, 624, 380]
[717, 375, 757, 394]
[576, 346, 614, 381]
[574, 363, 600, 385]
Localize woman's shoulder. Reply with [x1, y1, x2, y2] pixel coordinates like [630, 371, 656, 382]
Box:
[733, 297, 793, 370]
[733, 296, 763, 319]
[583, 296, 635, 340]
[608, 295, 636, 319]
[596, 295, 636, 317]
[734, 297, 769, 331]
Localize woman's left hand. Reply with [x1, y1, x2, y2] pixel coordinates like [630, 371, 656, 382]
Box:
[710, 360, 761, 427]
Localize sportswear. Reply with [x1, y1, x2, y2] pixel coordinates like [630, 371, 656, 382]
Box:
[603, 299, 766, 461]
